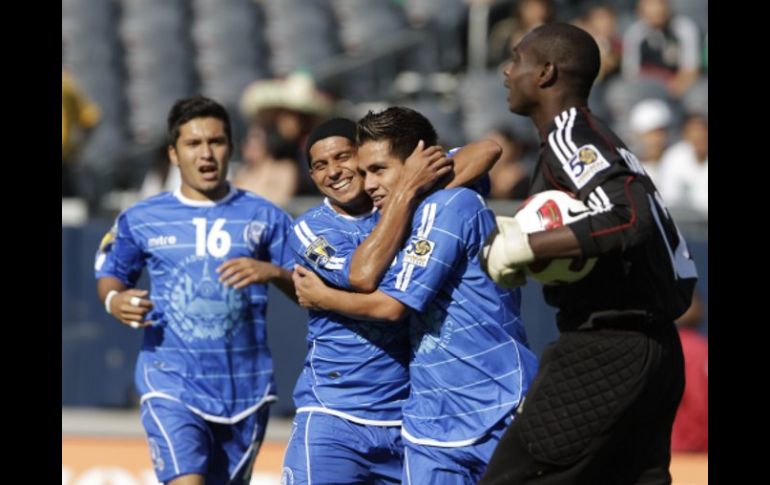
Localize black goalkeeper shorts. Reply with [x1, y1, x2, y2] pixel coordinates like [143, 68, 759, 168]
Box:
[478, 321, 684, 485]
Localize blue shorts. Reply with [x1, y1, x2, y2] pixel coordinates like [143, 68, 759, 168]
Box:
[282, 411, 403, 485]
[140, 398, 270, 484]
[403, 415, 512, 485]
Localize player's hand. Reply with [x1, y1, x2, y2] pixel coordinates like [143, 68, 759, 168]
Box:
[396, 140, 454, 197]
[217, 258, 279, 289]
[292, 265, 331, 310]
[111, 289, 154, 328]
[480, 217, 534, 288]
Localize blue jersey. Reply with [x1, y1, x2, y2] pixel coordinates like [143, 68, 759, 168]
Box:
[94, 187, 294, 422]
[288, 199, 410, 425]
[378, 187, 538, 446]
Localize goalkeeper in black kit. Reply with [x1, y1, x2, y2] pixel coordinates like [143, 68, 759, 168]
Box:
[479, 23, 698, 485]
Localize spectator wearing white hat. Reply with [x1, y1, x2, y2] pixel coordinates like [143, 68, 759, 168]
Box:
[659, 114, 708, 217]
[628, 98, 673, 187]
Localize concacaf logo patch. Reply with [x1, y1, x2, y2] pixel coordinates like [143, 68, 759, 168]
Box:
[404, 237, 435, 267]
[305, 236, 336, 268]
[564, 144, 610, 189]
[94, 221, 118, 271]
[243, 221, 267, 253]
[98, 223, 117, 253]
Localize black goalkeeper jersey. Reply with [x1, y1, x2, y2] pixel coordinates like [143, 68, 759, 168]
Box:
[528, 107, 697, 330]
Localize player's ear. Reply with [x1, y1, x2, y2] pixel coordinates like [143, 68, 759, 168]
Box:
[168, 144, 179, 167]
[539, 62, 556, 88]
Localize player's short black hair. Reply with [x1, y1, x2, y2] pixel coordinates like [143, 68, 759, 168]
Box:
[356, 107, 438, 162]
[167, 95, 233, 149]
[527, 23, 601, 99]
[305, 118, 357, 166]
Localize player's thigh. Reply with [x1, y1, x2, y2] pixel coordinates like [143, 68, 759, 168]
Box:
[404, 413, 511, 485]
[140, 399, 211, 484]
[167, 474, 205, 485]
[403, 442, 478, 485]
[367, 425, 404, 485]
[581, 326, 684, 484]
[585, 410, 676, 485]
[211, 405, 271, 485]
[282, 412, 381, 485]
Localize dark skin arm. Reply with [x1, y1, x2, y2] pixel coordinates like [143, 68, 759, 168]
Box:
[294, 265, 408, 322]
[445, 139, 502, 189]
[348, 141, 449, 292]
[528, 225, 583, 259]
[348, 139, 502, 293]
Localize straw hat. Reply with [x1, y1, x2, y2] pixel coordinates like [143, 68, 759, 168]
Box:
[240, 71, 334, 119]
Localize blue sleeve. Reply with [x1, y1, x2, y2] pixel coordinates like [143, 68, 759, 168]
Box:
[264, 209, 295, 270]
[377, 202, 459, 312]
[289, 218, 359, 290]
[379, 190, 491, 312]
[94, 212, 145, 287]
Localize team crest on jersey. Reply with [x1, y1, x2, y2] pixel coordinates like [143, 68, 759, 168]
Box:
[244, 221, 267, 253]
[564, 144, 610, 189]
[404, 237, 435, 268]
[305, 236, 336, 268]
[148, 438, 164, 472]
[164, 255, 246, 342]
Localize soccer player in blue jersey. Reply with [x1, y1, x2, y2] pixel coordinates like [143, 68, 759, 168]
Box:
[292, 107, 539, 485]
[94, 96, 295, 485]
[282, 117, 503, 484]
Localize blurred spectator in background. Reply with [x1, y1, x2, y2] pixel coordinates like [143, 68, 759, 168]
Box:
[240, 71, 334, 194]
[573, 4, 623, 120]
[484, 126, 531, 200]
[488, 0, 554, 68]
[628, 98, 673, 187]
[233, 123, 298, 207]
[62, 70, 100, 197]
[138, 145, 178, 200]
[577, 4, 622, 83]
[659, 114, 708, 216]
[622, 0, 701, 99]
[671, 292, 708, 452]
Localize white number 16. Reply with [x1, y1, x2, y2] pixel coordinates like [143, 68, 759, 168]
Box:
[193, 218, 231, 257]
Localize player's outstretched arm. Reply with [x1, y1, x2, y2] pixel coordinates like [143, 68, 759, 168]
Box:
[348, 139, 501, 293]
[294, 265, 408, 322]
[97, 276, 154, 329]
[445, 139, 502, 189]
[348, 141, 452, 293]
[217, 258, 297, 303]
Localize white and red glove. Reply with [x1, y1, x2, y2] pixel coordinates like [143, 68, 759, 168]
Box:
[480, 216, 535, 288]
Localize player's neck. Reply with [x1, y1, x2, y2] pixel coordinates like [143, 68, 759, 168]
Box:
[180, 183, 231, 202]
[533, 95, 588, 139]
[328, 195, 374, 218]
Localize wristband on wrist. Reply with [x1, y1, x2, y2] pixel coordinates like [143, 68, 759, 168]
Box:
[104, 290, 119, 315]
